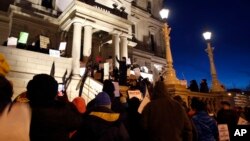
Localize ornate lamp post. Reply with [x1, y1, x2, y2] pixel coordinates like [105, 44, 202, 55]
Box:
[159, 9, 179, 85]
[202, 31, 225, 92]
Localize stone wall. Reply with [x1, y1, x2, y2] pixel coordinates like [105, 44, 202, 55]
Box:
[0, 46, 78, 99]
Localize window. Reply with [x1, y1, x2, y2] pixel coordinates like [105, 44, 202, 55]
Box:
[150, 34, 155, 51]
[42, 0, 53, 9]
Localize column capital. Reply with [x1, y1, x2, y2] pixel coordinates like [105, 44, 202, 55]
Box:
[111, 30, 122, 35]
[120, 32, 133, 39]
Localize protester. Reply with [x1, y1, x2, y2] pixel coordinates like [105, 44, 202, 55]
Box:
[0, 75, 31, 141]
[191, 97, 218, 141]
[27, 74, 82, 141]
[72, 97, 86, 114]
[141, 81, 193, 141]
[70, 97, 87, 138]
[217, 101, 238, 139]
[200, 79, 209, 93]
[188, 80, 199, 92]
[173, 95, 188, 112]
[71, 92, 130, 141]
[126, 97, 144, 141]
[116, 56, 129, 85]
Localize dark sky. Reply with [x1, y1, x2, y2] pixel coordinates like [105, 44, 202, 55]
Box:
[163, 0, 250, 89]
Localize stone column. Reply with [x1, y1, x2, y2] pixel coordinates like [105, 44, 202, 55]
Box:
[120, 35, 128, 59]
[113, 34, 120, 68]
[72, 22, 82, 76]
[206, 42, 225, 92]
[83, 25, 93, 63]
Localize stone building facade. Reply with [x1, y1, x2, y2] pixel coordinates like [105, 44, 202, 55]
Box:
[0, 0, 233, 112]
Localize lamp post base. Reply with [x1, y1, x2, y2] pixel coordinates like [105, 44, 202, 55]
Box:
[162, 69, 180, 85]
[210, 79, 225, 92]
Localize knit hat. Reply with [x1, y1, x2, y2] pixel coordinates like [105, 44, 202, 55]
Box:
[0, 53, 10, 76]
[72, 97, 86, 114]
[95, 92, 111, 106]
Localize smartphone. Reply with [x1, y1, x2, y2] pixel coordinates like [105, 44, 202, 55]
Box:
[58, 83, 65, 96]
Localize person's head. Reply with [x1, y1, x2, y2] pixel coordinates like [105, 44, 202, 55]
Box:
[201, 79, 207, 83]
[122, 57, 126, 61]
[0, 75, 13, 113]
[220, 101, 231, 110]
[102, 79, 115, 100]
[191, 97, 207, 112]
[72, 97, 86, 114]
[27, 74, 58, 106]
[95, 92, 111, 109]
[173, 95, 183, 104]
[152, 80, 169, 99]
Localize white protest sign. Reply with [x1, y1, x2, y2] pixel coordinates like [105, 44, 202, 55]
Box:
[7, 37, 18, 46]
[218, 124, 230, 141]
[126, 58, 131, 65]
[103, 62, 109, 80]
[59, 42, 67, 50]
[106, 59, 113, 72]
[49, 49, 60, 57]
[128, 90, 142, 100]
[113, 82, 120, 97]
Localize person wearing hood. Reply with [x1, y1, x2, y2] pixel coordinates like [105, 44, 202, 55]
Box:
[191, 97, 218, 141]
[71, 91, 130, 141]
[141, 81, 193, 141]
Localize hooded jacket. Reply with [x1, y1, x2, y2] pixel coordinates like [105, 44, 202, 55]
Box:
[71, 106, 130, 141]
[192, 111, 218, 141]
[141, 81, 193, 141]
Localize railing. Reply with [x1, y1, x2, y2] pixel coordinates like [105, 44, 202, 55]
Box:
[83, 1, 128, 19]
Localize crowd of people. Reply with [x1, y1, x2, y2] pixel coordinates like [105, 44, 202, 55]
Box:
[1, 53, 250, 141]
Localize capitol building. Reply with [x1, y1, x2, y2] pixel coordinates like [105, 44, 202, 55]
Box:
[0, 0, 237, 112]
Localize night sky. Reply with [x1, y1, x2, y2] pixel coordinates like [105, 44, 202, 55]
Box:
[164, 0, 250, 89]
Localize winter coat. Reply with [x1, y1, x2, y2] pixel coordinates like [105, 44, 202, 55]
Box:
[192, 111, 218, 141]
[71, 106, 130, 141]
[217, 109, 238, 138]
[141, 81, 193, 141]
[29, 101, 82, 141]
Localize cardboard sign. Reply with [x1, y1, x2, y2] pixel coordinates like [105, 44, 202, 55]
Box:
[40, 35, 50, 49]
[238, 117, 248, 125]
[138, 86, 151, 114]
[218, 124, 230, 141]
[128, 90, 142, 100]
